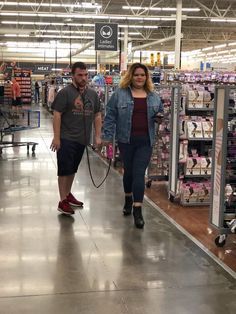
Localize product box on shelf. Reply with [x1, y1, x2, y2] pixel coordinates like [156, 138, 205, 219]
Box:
[179, 116, 190, 139]
[202, 120, 213, 138]
[186, 157, 201, 175]
[198, 182, 211, 203]
[203, 90, 213, 108]
[179, 140, 188, 163]
[181, 182, 199, 204]
[188, 90, 203, 108]
[187, 121, 203, 138]
[201, 157, 212, 175]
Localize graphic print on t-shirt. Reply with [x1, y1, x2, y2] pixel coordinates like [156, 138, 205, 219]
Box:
[72, 95, 93, 116]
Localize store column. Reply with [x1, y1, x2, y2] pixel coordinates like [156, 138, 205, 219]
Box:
[174, 0, 182, 69]
[121, 28, 128, 72]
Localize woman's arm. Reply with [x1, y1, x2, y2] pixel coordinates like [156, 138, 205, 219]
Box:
[102, 92, 118, 142]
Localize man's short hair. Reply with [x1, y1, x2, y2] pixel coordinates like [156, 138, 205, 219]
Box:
[72, 62, 87, 74]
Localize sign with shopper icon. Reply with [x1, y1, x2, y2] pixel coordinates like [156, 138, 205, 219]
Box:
[95, 23, 118, 51]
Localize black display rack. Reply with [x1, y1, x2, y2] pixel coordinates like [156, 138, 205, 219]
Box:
[168, 84, 214, 206]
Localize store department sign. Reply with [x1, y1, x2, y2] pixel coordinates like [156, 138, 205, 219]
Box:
[35, 65, 52, 73]
[95, 23, 118, 51]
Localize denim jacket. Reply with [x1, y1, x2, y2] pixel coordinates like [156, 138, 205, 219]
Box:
[102, 87, 163, 146]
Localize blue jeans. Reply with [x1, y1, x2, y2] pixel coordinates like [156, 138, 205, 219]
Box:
[118, 136, 152, 203]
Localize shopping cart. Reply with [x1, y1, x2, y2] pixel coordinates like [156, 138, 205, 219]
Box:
[0, 105, 40, 156]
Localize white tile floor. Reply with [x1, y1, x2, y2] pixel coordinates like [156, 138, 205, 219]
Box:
[0, 108, 235, 313]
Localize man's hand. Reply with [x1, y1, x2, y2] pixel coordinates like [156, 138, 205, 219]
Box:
[95, 136, 102, 148]
[50, 138, 61, 152]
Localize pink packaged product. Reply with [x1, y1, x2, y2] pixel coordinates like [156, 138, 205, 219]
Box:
[198, 182, 211, 203]
[181, 182, 199, 204]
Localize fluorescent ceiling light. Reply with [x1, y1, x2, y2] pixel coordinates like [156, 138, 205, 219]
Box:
[215, 44, 227, 49]
[202, 47, 213, 51]
[3, 34, 94, 39]
[0, 11, 176, 21]
[122, 6, 200, 12]
[211, 18, 236, 23]
[218, 50, 229, 54]
[35, 30, 140, 35]
[1, 21, 158, 29]
[0, 1, 102, 9]
[4, 34, 29, 37]
[229, 42, 236, 46]
[0, 12, 18, 16]
[161, 17, 176, 21]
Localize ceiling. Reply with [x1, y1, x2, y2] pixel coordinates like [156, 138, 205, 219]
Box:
[0, 0, 236, 63]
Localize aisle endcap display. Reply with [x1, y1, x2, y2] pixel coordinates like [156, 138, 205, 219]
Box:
[210, 86, 236, 247]
[14, 69, 32, 105]
[169, 83, 214, 206]
[146, 85, 171, 187]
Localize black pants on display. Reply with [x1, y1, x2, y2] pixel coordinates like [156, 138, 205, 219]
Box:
[118, 136, 152, 203]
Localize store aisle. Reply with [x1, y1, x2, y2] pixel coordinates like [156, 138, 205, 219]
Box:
[0, 109, 235, 314]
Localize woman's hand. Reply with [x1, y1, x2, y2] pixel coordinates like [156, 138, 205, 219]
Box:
[155, 113, 164, 124]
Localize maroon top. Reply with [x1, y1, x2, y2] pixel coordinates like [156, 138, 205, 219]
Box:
[131, 97, 149, 136]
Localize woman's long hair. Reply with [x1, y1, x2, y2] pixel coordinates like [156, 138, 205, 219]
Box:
[119, 63, 154, 92]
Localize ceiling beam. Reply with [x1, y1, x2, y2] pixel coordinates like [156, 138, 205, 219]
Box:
[68, 40, 94, 58]
[193, 0, 220, 17]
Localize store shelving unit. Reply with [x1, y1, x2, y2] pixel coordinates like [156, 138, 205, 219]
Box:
[146, 85, 172, 187]
[3, 81, 12, 106]
[210, 86, 236, 247]
[14, 69, 32, 105]
[169, 84, 214, 206]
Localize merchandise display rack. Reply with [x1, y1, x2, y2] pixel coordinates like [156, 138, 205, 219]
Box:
[3, 81, 12, 106]
[162, 71, 236, 85]
[169, 83, 214, 206]
[210, 86, 236, 247]
[14, 69, 32, 105]
[146, 85, 172, 187]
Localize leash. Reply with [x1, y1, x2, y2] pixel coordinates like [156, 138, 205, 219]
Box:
[81, 92, 112, 188]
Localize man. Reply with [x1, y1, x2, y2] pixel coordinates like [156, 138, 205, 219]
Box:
[50, 62, 102, 215]
[35, 81, 40, 103]
[11, 78, 21, 111]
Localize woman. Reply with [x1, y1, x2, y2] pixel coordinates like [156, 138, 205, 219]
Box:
[48, 79, 56, 111]
[102, 63, 163, 229]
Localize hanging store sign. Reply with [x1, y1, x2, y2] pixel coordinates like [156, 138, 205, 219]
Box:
[35, 65, 52, 73]
[150, 53, 155, 66]
[95, 23, 118, 51]
[156, 52, 161, 67]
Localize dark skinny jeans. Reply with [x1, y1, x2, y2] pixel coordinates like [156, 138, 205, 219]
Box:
[118, 136, 152, 203]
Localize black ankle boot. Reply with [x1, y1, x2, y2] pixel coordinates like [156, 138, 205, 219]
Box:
[133, 206, 145, 229]
[123, 195, 133, 216]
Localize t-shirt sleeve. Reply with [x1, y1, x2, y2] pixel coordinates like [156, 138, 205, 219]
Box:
[51, 88, 67, 112]
[94, 92, 101, 114]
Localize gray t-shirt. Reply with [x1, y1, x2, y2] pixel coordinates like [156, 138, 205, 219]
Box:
[52, 84, 101, 145]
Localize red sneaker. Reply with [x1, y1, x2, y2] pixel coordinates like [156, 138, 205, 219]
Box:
[57, 199, 75, 215]
[67, 193, 84, 208]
